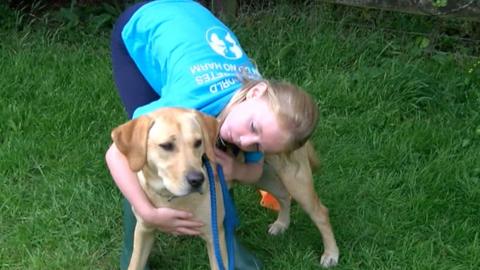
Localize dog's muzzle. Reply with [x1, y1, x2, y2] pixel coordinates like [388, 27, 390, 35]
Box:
[186, 170, 205, 189]
[163, 170, 206, 201]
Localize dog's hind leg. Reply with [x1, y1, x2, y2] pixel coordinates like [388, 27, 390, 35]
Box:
[128, 223, 155, 270]
[256, 163, 292, 235]
[279, 163, 339, 268]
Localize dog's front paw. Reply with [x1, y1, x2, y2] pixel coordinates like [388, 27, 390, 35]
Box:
[267, 221, 289, 235]
[320, 251, 339, 268]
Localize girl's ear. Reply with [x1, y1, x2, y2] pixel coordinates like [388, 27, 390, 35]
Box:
[246, 82, 268, 99]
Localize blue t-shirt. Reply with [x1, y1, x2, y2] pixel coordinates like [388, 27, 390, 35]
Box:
[122, 0, 262, 162]
[122, 0, 260, 119]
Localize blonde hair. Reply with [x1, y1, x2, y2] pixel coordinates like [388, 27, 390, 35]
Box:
[218, 78, 318, 153]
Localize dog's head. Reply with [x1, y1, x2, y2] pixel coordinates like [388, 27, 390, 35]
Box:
[111, 108, 218, 197]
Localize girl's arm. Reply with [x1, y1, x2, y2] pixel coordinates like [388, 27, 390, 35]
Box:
[105, 143, 204, 235]
[214, 148, 263, 183]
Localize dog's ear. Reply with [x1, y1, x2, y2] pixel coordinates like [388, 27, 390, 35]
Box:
[197, 112, 219, 166]
[111, 116, 154, 172]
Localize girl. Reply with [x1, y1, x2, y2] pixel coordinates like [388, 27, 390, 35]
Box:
[106, 1, 318, 269]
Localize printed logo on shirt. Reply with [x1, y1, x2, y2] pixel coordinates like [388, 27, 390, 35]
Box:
[206, 27, 243, 60]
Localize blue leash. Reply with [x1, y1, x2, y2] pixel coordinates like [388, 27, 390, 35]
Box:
[203, 156, 238, 270]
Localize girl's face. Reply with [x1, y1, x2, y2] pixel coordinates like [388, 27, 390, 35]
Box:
[220, 83, 288, 153]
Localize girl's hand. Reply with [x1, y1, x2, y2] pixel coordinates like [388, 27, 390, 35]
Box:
[214, 148, 237, 181]
[139, 206, 204, 236]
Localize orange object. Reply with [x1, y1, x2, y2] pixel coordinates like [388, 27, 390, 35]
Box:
[259, 190, 280, 211]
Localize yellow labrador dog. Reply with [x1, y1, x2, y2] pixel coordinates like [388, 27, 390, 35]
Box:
[258, 143, 340, 267]
[111, 108, 228, 270]
[112, 107, 339, 269]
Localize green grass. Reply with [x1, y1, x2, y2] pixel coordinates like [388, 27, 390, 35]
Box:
[1, 2, 480, 269]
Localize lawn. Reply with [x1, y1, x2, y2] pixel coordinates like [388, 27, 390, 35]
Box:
[1, 1, 479, 269]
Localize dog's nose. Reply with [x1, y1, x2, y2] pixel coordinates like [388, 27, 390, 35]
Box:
[186, 171, 204, 188]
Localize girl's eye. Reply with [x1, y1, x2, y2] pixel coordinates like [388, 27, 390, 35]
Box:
[159, 142, 174, 151]
[250, 122, 257, 133]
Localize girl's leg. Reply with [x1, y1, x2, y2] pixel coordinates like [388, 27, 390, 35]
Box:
[111, 2, 155, 269]
[120, 199, 138, 270]
[111, 1, 159, 119]
[229, 189, 263, 270]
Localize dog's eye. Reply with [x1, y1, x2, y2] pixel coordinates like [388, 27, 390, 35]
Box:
[194, 139, 202, 148]
[159, 142, 174, 151]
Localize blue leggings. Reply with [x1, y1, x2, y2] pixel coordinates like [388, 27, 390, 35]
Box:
[111, 1, 157, 119]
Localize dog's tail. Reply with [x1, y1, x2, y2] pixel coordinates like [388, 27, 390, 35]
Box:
[305, 141, 320, 170]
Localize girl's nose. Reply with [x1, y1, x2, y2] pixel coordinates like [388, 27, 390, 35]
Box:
[240, 135, 258, 148]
